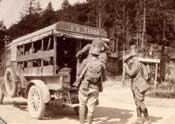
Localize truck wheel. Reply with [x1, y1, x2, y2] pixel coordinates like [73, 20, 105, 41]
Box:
[4, 68, 18, 97]
[0, 88, 4, 104]
[27, 85, 45, 119]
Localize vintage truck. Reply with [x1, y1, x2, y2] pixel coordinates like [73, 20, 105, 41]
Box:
[0, 21, 109, 119]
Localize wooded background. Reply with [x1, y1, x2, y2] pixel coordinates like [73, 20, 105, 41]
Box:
[0, 0, 175, 62]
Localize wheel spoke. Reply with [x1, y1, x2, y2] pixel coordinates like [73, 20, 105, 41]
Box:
[30, 88, 41, 112]
[28, 85, 45, 119]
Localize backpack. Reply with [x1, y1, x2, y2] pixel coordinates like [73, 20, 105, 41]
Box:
[135, 62, 150, 93]
[141, 63, 150, 81]
[86, 58, 103, 83]
[141, 63, 148, 80]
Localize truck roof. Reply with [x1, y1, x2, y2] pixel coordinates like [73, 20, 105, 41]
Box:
[10, 21, 109, 46]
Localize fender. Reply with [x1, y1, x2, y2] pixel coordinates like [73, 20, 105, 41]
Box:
[26, 80, 51, 103]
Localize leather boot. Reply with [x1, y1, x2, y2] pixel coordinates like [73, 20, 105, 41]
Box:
[143, 108, 151, 124]
[132, 108, 143, 124]
[87, 114, 94, 124]
[79, 107, 86, 124]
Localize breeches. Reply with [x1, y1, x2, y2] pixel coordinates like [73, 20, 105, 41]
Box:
[78, 87, 99, 115]
[132, 88, 146, 112]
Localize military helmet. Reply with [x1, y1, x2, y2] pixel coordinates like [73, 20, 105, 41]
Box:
[90, 46, 101, 56]
[92, 38, 108, 51]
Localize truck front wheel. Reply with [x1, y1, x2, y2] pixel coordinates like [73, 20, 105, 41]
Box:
[27, 85, 45, 119]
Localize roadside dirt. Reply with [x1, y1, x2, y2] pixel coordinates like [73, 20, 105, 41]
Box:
[0, 80, 175, 124]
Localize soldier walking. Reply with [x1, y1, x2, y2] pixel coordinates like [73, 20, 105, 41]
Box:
[123, 53, 151, 124]
[75, 46, 106, 124]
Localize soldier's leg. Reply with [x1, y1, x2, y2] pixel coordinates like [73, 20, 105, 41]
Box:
[132, 90, 143, 124]
[78, 90, 88, 124]
[86, 90, 99, 124]
[134, 99, 143, 123]
[137, 99, 150, 124]
[135, 90, 151, 124]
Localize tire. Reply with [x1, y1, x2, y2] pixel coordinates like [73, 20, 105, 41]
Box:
[27, 85, 45, 119]
[0, 88, 4, 104]
[4, 68, 18, 97]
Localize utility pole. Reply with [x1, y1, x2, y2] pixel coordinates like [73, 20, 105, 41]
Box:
[141, 0, 147, 49]
[174, 11, 175, 47]
[98, 0, 101, 28]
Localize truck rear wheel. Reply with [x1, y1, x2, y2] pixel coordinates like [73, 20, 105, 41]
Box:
[27, 85, 46, 119]
[4, 68, 18, 97]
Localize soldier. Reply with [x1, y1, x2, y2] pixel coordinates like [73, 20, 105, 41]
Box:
[123, 53, 151, 124]
[76, 38, 108, 66]
[74, 38, 108, 87]
[77, 47, 106, 124]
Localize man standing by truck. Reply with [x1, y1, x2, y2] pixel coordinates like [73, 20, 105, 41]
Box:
[75, 38, 108, 85]
[77, 46, 106, 124]
[123, 53, 151, 124]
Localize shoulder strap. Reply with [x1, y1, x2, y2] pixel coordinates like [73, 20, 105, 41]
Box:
[132, 61, 142, 78]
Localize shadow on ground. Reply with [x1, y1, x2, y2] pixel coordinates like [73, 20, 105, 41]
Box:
[12, 102, 28, 111]
[94, 106, 133, 124]
[2, 102, 133, 123]
[41, 106, 134, 123]
[1, 102, 162, 124]
[1, 100, 28, 112]
[94, 106, 162, 124]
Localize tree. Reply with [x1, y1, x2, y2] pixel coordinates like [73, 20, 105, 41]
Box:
[22, 0, 42, 16]
[7, 0, 175, 51]
[61, 0, 71, 9]
[0, 21, 6, 47]
[7, 0, 43, 40]
[40, 2, 57, 27]
[35, 0, 42, 14]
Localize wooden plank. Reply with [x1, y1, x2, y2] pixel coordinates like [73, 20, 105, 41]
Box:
[154, 63, 158, 90]
[136, 57, 160, 63]
[17, 50, 54, 62]
[53, 36, 57, 74]
[18, 66, 54, 77]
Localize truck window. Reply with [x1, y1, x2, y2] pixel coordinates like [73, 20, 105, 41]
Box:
[43, 36, 54, 50]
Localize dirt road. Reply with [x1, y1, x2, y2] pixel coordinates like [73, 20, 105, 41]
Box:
[0, 80, 175, 124]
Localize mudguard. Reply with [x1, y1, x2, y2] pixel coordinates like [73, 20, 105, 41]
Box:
[26, 80, 51, 103]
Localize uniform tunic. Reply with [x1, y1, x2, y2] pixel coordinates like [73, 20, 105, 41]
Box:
[124, 60, 148, 103]
[78, 56, 105, 114]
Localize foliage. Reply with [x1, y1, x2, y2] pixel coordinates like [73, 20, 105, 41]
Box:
[0, 21, 6, 47]
[6, 0, 175, 51]
[39, 2, 57, 27]
[61, 0, 71, 9]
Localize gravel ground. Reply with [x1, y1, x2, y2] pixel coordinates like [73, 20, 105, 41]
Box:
[0, 80, 175, 124]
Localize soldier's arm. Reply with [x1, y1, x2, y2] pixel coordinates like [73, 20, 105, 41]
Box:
[76, 44, 91, 58]
[124, 61, 141, 77]
[77, 58, 88, 76]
